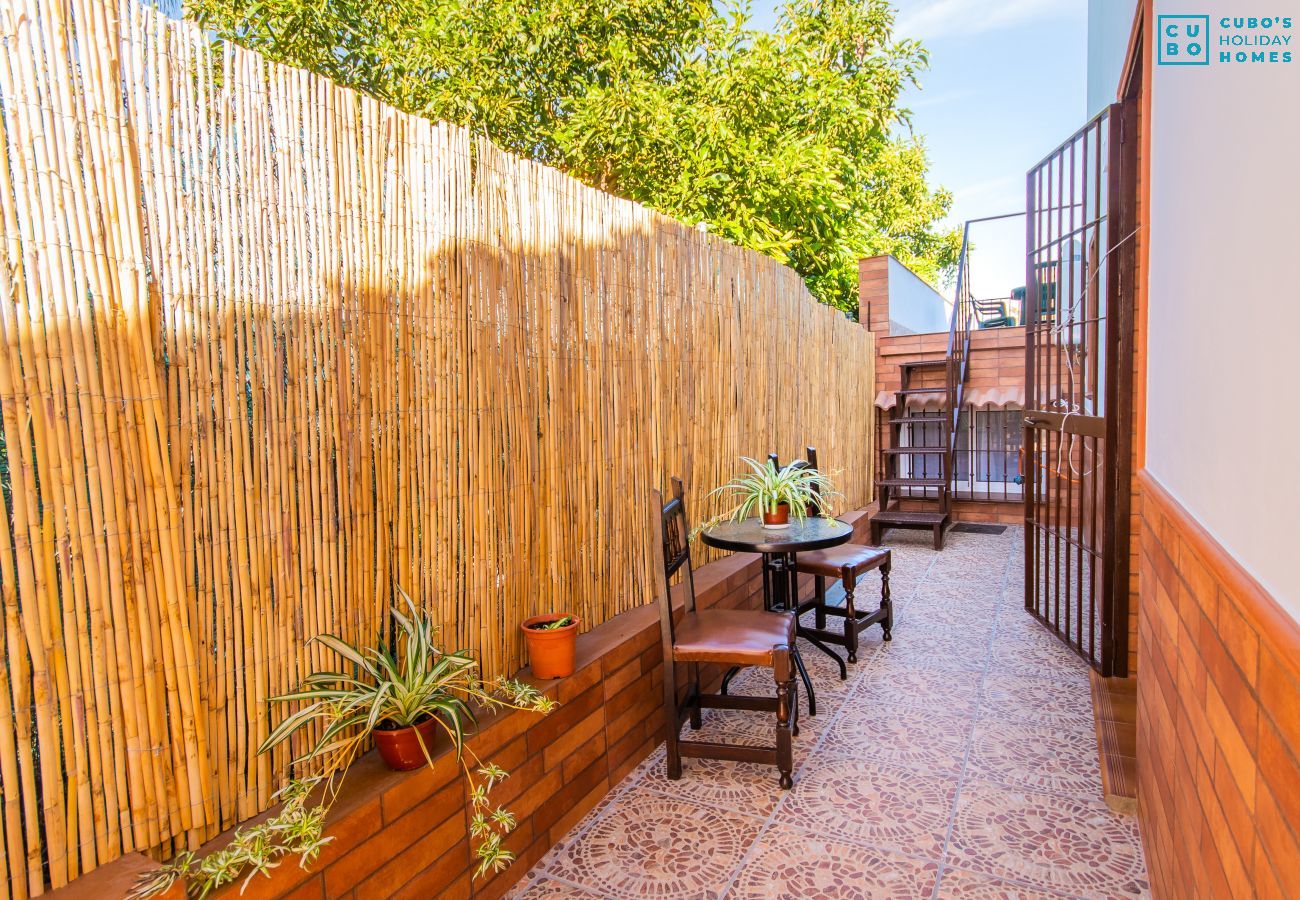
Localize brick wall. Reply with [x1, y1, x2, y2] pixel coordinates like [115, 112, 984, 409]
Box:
[1136, 472, 1300, 897]
[57, 513, 869, 900]
[866, 293, 1028, 527]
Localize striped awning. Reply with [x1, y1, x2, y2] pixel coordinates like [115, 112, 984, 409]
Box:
[875, 385, 1024, 410]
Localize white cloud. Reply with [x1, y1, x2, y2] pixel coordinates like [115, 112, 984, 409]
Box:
[894, 0, 1083, 43]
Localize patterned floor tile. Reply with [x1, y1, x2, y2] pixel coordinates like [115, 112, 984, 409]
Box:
[516, 526, 1148, 898]
[542, 790, 764, 898]
[638, 751, 795, 816]
[986, 638, 1092, 682]
[778, 755, 957, 858]
[825, 705, 974, 775]
[897, 596, 1001, 631]
[869, 626, 992, 672]
[857, 665, 985, 717]
[980, 674, 1093, 729]
[924, 576, 1007, 599]
[725, 663, 858, 715]
[936, 867, 1071, 898]
[506, 877, 604, 899]
[690, 697, 837, 747]
[966, 720, 1102, 799]
[725, 824, 940, 899]
[946, 781, 1148, 898]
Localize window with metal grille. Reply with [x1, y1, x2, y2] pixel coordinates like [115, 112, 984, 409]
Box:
[900, 406, 1023, 500]
[957, 407, 1023, 499]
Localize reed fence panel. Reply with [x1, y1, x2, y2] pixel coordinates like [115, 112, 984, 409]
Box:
[0, 0, 875, 892]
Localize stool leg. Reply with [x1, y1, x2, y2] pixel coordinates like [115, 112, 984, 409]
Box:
[774, 650, 794, 789]
[881, 559, 893, 641]
[842, 568, 859, 664]
[689, 662, 702, 730]
[814, 575, 827, 630]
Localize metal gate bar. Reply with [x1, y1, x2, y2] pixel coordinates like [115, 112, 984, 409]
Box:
[1023, 100, 1136, 676]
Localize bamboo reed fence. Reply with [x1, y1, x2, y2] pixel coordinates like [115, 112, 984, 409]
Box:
[0, 0, 875, 893]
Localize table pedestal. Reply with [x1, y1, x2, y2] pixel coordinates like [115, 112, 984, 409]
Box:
[719, 550, 849, 716]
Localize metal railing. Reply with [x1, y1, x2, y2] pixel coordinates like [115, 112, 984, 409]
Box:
[873, 212, 1029, 508]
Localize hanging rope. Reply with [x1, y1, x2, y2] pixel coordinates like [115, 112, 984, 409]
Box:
[1027, 224, 1142, 483]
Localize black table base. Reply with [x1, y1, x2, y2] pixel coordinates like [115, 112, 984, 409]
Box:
[701, 517, 855, 719]
[719, 551, 848, 715]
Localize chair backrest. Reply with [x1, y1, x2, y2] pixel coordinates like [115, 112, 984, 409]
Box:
[650, 477, 698, 648]
[768, 447, 821, 516]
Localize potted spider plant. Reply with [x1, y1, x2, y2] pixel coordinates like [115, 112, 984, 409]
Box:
[257, 592, 556, 875]
[133, 594, 557, 897]
[520, 613, 580, 679]
[709, 456, 841, 529]
[261, 592, 555, 773]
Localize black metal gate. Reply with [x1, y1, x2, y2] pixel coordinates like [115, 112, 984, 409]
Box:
[1023, 100, 1137, 676]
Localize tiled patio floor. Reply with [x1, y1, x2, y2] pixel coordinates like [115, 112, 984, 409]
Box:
[509, 526, 1149, 899]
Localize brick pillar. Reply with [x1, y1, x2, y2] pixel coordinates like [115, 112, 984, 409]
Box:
[858, 255, 891, 335]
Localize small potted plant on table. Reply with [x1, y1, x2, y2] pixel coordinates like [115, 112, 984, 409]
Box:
[521, 613, 580, 679]
[709, 456, 839, 529]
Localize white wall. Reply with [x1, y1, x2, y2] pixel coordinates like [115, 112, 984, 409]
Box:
[887, 257, 951, 334]
[1147, 0, 1300, 616]
[1088, 0, 1140, 114]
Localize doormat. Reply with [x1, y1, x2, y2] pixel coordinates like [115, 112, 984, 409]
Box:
[951, 523, 1007, 535]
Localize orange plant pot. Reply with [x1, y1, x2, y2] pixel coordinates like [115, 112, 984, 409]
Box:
[762, 502, 791, 528]
[521, 614, 580, 679]
[372, 716, 443, 771]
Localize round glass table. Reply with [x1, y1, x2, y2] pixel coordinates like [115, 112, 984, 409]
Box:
[701, 516, 854, 715]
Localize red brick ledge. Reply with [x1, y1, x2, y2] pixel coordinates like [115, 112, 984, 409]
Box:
[55, 510, 867, 900]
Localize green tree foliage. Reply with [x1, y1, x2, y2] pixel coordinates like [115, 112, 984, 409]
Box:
[190, 0, 960, 315]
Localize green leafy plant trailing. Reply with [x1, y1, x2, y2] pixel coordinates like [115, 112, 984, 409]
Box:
[130, 777, 335, 899]
[133, 592, 556, 897]
[698, 457, 843, 534]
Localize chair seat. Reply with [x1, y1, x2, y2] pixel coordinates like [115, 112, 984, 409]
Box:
[794, 543, 890, 578]
[672, 609, 796, 666]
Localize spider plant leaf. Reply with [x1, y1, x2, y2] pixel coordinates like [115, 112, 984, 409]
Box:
[258, 702, 333, 754]
[311, 634, 375, 676]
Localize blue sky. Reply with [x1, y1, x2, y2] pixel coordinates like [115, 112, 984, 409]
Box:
[751, 0, 1089, 298]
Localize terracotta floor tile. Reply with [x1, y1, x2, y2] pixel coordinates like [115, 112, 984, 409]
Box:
[516, 527, 1148, 897]
[541, 790, 763, 898]
[725, 824, 940, 899]
[946, 781, 1148, 898]
[935, 867, 1072, 898]
[638, 752, 793, 817]
[690, 697, 837, 748]
[824, 705, 973, 776]
[869, 626, 993, 672]
[986, 638, 1091, 682]
[777, 755, 957, 858]
[506, 877, 604, 899]
[898, 597, 1001, 631]
[856, 665, 985, 718]
[980, 674, 1094, 729]
[965, 719, 1103, 799]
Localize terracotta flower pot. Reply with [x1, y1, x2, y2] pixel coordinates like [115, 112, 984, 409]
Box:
[372, 716, 443, 771]
[521, 613, 580, 679]
[762, 502, 791, 529]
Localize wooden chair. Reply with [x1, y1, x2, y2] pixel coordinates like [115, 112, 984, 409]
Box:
[651, 478, 798, 789]
[784, 448, 894, 664]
